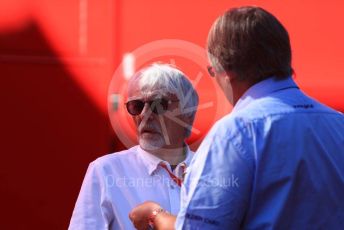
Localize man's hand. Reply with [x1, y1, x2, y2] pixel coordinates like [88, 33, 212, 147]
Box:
[129, 201, 176, 230]
[129, 201, 161, 230]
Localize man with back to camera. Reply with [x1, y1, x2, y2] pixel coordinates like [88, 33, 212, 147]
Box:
[68, 63, 199, 229]
[129, 6, 344, 229]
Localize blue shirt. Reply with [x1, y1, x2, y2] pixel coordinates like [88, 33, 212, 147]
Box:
[176, 77, 344, 229]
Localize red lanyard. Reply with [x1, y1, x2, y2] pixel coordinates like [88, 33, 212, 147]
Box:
[159, 163, 186, 187]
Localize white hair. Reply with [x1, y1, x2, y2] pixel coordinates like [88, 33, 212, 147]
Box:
[129, 63, 199, 137]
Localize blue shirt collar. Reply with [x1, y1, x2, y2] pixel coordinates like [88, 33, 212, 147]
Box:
[232, 76, 299, 113]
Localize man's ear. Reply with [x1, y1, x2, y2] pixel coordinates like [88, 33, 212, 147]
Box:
[183, 114, 193, 124]
[225, 71, 237, 82]
[225, 75, 231, 83]
[181, 114, 194, 136]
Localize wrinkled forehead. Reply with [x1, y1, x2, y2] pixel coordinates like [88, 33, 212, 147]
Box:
[127, 79, 177, 100]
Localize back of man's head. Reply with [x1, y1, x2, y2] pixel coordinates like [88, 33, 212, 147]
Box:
[207, 6, 293, 82]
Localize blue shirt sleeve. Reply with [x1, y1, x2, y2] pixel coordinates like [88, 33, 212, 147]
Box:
[176, 118, 255, 229]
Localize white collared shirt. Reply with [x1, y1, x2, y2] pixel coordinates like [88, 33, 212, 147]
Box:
[69, 145, 193, 230]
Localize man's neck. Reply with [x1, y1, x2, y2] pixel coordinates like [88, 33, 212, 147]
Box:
[231, 79, 256, 106]
[148, 144, 187, 165]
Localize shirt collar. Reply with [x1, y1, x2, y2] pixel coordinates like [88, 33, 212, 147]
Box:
[137, 145, 193, 175]
[232, 76, 299, 113]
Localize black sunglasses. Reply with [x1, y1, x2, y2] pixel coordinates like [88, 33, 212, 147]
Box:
[125, 98, 178, 116]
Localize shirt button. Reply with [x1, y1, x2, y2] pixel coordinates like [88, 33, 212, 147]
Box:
[170, 185, 175, 189]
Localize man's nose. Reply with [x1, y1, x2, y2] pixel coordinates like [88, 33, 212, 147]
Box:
[140, 102, 153, 118]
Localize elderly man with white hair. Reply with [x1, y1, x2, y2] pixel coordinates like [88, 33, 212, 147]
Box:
[68, 63, 199, 230]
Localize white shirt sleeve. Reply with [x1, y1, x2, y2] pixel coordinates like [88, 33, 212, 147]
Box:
[68, 161, 114, 230]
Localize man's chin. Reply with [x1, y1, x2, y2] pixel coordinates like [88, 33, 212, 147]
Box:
[139, 138, 165, 151]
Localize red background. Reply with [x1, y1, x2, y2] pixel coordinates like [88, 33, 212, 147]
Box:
[1, 0, 343, 229]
